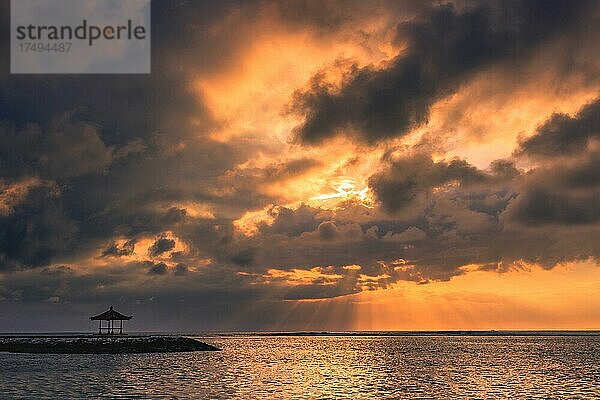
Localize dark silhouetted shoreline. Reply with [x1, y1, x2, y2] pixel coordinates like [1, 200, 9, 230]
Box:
[0, 335, 220, 353]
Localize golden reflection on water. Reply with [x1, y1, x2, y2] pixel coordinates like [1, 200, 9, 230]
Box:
[2, 335, 599, 399]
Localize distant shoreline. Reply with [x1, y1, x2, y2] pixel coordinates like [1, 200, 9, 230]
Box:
[217, 330, 600, 337]
[2, 330, 600, 338]
[0, 336, 220, 353]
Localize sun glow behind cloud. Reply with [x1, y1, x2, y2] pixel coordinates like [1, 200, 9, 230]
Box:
[310, 180, 374, 208]
[251, 260, 600, 331]
[2, 0, 599, 332]
[349, 260, 600, 331]
[197, 3, 600, 331]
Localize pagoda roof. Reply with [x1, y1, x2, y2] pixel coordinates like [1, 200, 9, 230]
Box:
[90, 306, 133, 321]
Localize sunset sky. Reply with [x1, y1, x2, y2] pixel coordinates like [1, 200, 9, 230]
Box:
[1, 0, 599, 332]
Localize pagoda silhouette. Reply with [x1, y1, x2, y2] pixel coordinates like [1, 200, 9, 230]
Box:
[90, 306, 132, 335]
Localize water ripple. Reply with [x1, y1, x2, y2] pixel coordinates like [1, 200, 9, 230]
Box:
[1, 335, 599, 399]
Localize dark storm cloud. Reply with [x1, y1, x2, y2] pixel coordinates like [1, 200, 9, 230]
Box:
[369, 153, 491, 213]
[148, 262, 168, 275]
[271, 0, 424, 36]
[229, 247, 258, 267]
[317, 221, 340, 241]
[292, 0, 596, 143]
[173, 263, 188, 276]
[507, 97, 600, 226]
[0, 117, 114, 180]
[148, 236, 176, 257]
[506, 149, 600, 226]
[0, 185, 78, 269]
[516, 98, 600, 158]
[262, 204, 324, 236]
[0, 125, 263, 269]
[0, 1, 230, 128]
[0, 0, 266, 270]
[218, 201, 491, 297]
[507, 185, 600, 226]
[101, 239, 136, 257]
[228, 107, 599, 294]
[207, 135, 593, 295]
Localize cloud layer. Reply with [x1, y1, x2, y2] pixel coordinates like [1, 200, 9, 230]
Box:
[0, 0, 598, 330]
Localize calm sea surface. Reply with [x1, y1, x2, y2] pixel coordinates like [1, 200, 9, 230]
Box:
[1, 335, 599, 399]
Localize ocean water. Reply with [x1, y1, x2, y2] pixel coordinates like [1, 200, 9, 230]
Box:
[1, 334, 599, 399]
